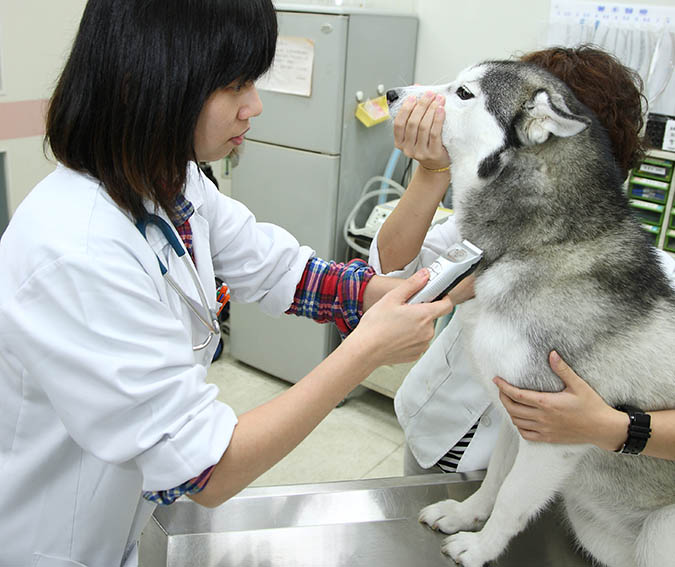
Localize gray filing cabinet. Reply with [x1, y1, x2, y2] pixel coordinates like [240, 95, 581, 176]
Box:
[230, 5, 417, 383]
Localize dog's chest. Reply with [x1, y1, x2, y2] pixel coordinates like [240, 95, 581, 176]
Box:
[459, 262, 535, 388]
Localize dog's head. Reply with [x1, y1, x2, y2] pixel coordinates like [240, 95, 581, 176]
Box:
[387, 61, 592, 198]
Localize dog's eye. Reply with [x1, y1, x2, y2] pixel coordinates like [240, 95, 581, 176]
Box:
[456, 86, 474, 100]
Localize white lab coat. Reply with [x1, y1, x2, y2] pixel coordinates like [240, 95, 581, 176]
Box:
[369, 217, 675, 473]
[0, 163, 314, 567]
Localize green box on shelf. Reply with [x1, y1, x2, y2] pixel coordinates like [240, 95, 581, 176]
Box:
[634, 156, 674, 183]
[628, 175, 670, 204]
[629, 199, 665, 226]
[665, 229, 675, 253]
[640, 223, 661, 245]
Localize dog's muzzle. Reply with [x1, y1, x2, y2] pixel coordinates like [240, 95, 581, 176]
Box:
[386, 89, 399, 104]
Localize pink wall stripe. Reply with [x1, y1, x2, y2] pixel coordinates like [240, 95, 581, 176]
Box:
[0, 99, 49, 141]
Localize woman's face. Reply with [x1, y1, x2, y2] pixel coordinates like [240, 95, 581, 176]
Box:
[194, 81, 263, 162]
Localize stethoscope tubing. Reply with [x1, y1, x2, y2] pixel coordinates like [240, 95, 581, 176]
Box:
[136, 213, 221, 352]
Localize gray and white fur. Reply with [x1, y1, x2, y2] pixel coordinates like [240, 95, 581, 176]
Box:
[387, 61, 675, 567]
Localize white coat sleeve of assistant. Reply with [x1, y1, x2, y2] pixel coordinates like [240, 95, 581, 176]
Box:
[2, 253, 236, 492]
[202, 186, 315, 316]
[368, 216, 462, 277]
[656, 248, 675, 286]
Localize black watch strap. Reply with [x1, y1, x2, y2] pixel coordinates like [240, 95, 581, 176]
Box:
[615, 405, 651, 455]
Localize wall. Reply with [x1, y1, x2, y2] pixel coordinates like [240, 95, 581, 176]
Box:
[0, 0, 87, 216]
[414, 0, 675, 85]
[3, 0, 675, 217]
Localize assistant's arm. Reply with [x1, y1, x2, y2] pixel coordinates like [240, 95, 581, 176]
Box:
[377, 92, 451, 273]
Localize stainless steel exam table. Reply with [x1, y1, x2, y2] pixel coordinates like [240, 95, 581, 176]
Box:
[139, 472, 594, 566]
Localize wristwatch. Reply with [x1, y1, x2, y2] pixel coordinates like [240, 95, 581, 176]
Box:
[615, 405, 651, 455]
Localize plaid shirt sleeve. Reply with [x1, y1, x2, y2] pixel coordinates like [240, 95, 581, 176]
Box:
[285, 257, 375, 338]
[142, 464, 215, 506]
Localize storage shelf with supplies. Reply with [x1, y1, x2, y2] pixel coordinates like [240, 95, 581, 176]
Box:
[628, 149, 675, 258]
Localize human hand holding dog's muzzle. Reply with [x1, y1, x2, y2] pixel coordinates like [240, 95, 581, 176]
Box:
[391, 90, 450, 173]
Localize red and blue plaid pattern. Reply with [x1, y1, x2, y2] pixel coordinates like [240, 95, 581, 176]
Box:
[142, 465, 215, 505]
[286, 257, 375, 338]
[169, 193, 196, 263]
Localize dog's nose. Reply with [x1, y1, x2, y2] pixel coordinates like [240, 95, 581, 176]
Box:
[386, 90, 399, 104]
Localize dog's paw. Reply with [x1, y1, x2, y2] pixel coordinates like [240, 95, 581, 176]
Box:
[419, 500, 485, 534]
[441, 531, 489, 567]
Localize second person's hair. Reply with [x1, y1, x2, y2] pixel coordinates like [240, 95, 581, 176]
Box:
[521, 45, 646, 180]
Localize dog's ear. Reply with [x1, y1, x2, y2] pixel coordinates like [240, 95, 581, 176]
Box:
[517, 89, 590, 146]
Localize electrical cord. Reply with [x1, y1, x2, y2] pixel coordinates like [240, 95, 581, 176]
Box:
[343, 175, 406, 256]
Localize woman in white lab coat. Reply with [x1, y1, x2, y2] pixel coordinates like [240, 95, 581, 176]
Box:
[0, 2, 456, 565]
[371, 45, 675, 475]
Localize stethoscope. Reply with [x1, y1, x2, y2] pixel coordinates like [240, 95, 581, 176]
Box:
[136, 213, 221, 351]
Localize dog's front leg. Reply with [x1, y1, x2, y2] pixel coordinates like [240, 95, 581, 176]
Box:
[442, 441, 586, 567]
[419, 422, 519, 534]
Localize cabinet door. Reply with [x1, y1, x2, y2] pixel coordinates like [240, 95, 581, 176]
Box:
[251, 12, 348, 154]
[229, 140, 340, 383]
[231, 140, 339, 259]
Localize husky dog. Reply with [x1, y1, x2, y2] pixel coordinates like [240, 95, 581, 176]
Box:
[387, 61, 675, 567]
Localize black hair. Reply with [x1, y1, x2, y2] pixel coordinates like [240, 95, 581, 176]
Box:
[46, 0, 277, 219]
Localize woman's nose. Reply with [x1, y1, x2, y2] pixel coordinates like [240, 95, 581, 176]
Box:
[239, 86, 263, 120]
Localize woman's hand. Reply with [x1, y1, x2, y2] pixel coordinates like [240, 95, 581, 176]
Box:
[493, 351, 628, 450]
[393, 91, 449, 171]
[350, 269, 455, 367]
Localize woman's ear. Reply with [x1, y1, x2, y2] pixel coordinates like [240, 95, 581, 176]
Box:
[517, 89, 591, 146]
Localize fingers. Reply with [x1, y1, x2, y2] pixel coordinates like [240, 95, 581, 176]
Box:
[497, 388, 539, 419]
[393, 92, 446, 162]
[386, 268, 430, 303]
[493, 376, 540, 409]
[416, 95, 442, 151]
[404, 93, 435, 150]
[423, 293, 455, 318]
[548, 350, 585, 390]
[392, 96, 416, 148]
[429, 103, 445, 151]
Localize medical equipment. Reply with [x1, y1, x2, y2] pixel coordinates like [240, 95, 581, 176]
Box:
[360, 198, 453, 241]
[136, 213, 221, 351]
[407, 240, 483, 304]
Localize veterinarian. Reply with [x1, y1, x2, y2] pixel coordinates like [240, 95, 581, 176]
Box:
[371, 45, 675, 475]
[0, 2, 459, 566]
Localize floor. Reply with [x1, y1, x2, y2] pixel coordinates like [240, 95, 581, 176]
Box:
[206, 334, 408, 487]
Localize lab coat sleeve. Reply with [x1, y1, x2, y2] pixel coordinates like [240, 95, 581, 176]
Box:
[3, 253, 236, 492]
[202, 184, 315, 316]
[368, 216, 462, 277]
[656, 248, 675, 286]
